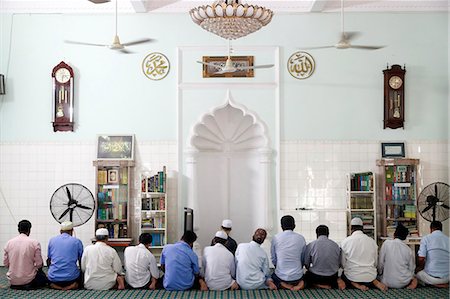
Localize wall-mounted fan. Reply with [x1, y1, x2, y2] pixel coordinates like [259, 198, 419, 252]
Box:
[197, 40, 274, 74]
[65, 0, 153, 53]
[50, 183, 95, 227]
[417, 182, 450, 222]
[301, 0, 384, 51]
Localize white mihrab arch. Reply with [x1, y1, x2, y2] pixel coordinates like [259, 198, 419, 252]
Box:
[185, 91, 275, 253]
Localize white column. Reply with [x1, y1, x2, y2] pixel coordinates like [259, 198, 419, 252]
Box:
[185, 148, 199, 232]
[259, 147, 273, 232]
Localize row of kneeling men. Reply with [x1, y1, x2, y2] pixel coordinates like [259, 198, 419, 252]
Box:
[3, 216, 449, 291]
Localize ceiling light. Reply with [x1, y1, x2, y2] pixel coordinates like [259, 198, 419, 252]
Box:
[189, 0, 273, 40]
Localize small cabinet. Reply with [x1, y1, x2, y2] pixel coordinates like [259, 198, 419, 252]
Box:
[139, 167, 167, 262]
[377, 158, 419, 238]
[93, 160, 134, 246]
[347, 171, 377, 239]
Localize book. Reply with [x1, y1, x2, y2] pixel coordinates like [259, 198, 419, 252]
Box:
[98, 170, 107, 184]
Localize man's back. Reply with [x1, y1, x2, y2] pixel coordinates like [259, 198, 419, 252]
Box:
[124, 244, 159, 288]
[236, 241, 270, 289]
[378, 238, 414, 288]
[161, 241, 199, 291]
[203, 243, 235, 290]
[81, 242, 123, 290]
[419, 230, 450, 278]
[304, 235, 340, 276]
[4, 234, 43, 286]
[48, 233, 83, 282]
[271, 230, 306, 281]
[341, 231, 377, 282]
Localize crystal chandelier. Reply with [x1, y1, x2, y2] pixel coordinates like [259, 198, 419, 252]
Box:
[189, 0, 273, 40]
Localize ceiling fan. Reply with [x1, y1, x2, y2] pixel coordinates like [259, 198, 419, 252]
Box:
[65, 0, 153, 53]
[197, 40, 274, 74]
[301, 0, 384, 51]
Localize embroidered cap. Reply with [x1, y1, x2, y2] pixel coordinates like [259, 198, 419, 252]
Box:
[222, 219, 232, 229]
[215, 230, 228, 240]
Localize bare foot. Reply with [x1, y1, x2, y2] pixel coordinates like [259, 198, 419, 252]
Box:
[49, 283, 64, 290]
[314, 283, 331, 289]
[292, 280, 305, 291]
[406, 278, 418, 290]
[280, 282, 293, 290]
[230, 281, 239, 290]
[433, 283, 449, 288]
[351, 282, 369, 291]
[116, 276, 125, 290]
[267, 280, 278, 290]
[373, 279, 388, 291]
[337, 278, 346, 290]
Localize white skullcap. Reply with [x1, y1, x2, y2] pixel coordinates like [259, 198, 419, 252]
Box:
[95, 228, 109, 236]
[222, 219, 232, 229]
[215, 230, 228, 240]
[350, 217, 363, 226]
[60, 221, 73, 231]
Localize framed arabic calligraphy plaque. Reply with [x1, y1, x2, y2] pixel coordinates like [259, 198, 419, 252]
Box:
[142, 52, 170, 80]
[287, 51, 315, 80]
[202, 56, 254, 78]
[97, 135, 135, 160]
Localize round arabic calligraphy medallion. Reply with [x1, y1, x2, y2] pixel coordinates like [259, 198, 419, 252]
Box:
[142, 52, 170, 80]
[287, 51, 315, 80]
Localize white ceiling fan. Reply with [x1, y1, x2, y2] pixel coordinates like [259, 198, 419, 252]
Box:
[65, 0, 153, 53]
[302, 0, 384, 51]
[197, 40, 274, 74]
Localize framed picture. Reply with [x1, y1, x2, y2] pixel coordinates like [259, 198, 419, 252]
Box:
[202, 56, 254, 78]
[97, 135, 135, 160]
[107, 169, 119, 184]
[381, 142, 405, 158]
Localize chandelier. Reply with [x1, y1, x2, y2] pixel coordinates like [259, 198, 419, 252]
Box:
[189, 0, 273, 40]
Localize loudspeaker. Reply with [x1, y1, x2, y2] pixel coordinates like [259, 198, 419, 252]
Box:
[184, 207, 194, 232]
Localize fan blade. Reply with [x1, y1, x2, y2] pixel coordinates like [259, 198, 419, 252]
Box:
[58, 208, 71, 220]
[118, 48, 133, 54]
[70, 209, 74, 222]
[65, 187, 73, 201]
[435, 184, 438, 198]
[197, 61, 222, 68]
[442, 204, 450, 209]
[343, 31, 361, 41]
[237, 64, 274, 70]
[76, 204, 93, 210]
[422, 204, 434, 213]
[64, 40, 109, 47]
[121, 38, 154, 46]
[299, 45, 335, 50]
[350, 45, 385, 50]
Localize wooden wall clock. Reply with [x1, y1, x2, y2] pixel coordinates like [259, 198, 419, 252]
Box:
[52, 61, 74, 132]
[383, 64, 406, 129]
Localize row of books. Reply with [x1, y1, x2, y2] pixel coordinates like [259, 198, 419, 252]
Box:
[142, 214, 166, 229]
[141, 166, 166, 193]
[385, 165, 415, 184]
[97, 203, 127, 220]
[98, 185, 128, 202]
[142, 197, 165, 211]
[350, 172, 374, 191]
[350, 212, 375, 229]
[98, 167, 128, 185]
[384, 184, 416, 201]
[149, 233, 165, 247]
[350, 196, 373, 209]
[387, 225, 419, 237]
[386, 204, 417, 219]
[98, 223, 129, 239]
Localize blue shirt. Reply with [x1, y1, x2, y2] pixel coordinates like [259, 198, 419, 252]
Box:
[47, 233, 83, 282]
[160, 241, 199, 290]
[271, 230, 306, 281]
[418, 230, 449, 278]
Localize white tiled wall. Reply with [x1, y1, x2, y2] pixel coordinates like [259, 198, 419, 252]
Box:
[0, 139, 448, 266]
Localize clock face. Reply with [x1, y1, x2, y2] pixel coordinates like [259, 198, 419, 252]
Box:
[55, 68, 71, 83]
[389, 76, 403, 89]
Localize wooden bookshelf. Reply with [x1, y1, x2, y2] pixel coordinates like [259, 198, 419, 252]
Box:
[93, 160, 134, 245]
[347, 171, 377, 239]
[377, 158, 420, 240]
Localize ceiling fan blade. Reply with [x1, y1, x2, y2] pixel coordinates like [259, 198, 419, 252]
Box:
[76, 204, 93, 210]
[422, 204, 434, 213]
[58, 208, 71, 220]
[238, 64, 274, 70]
[118, 48, 133, 54]
[64, 40, 109, 47]
[196, 61, 220, 68]
[343, 31, 361, 42]
[121, 38, 154, 46]
[299, 45, 335, 50]
[350, 45, 385, 50]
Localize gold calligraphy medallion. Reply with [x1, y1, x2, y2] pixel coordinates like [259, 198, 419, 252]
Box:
[142, 52, 170, 80]
[287, 51, 315, 80]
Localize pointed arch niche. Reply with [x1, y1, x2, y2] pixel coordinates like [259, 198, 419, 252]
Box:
[185, 92, 274, 249]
